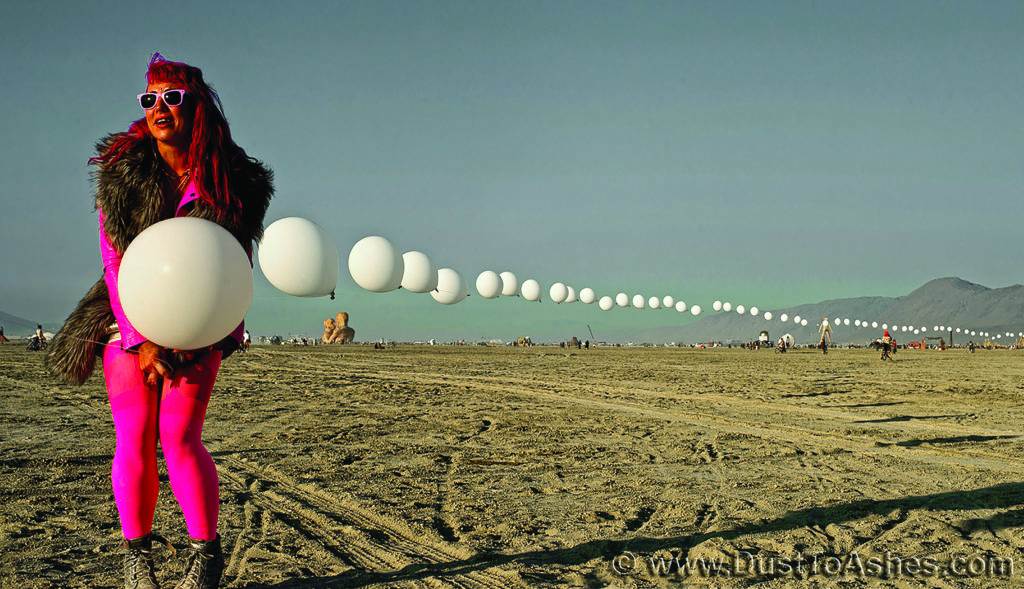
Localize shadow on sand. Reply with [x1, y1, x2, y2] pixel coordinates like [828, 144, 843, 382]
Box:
[243, 481, 1024, 588]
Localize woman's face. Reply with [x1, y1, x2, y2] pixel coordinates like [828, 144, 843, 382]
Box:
[144, 82, 193, 148]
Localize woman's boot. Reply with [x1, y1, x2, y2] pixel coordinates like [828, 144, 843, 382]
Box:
[174, 535, 224, 589]
[123, 534, 160, 589]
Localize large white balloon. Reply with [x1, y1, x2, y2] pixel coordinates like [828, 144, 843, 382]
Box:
[723, 302, 733, 312]
[690, 305, 702, 316]
[616, 292, 629, 307]
[565, 286, 577, 303]
[580, 288, 596, 304]
[348, 236, 404, 292]
[632, 294, 645, 309]
[549, 282, 568, 303]
[713, 300, 723, 311]
[598, 296, 613, 311]
[736, 305, 746, 315]
[475, 271, 502, 299]
[431, 268, 468, 304]
[763, 311, 773, 320]
[521, 279, 542, 301]
[662, 295, 674, 309]
[499, 271, 519, 296]
[675, 301, 687, 312]
[119, 218, 252, 350]
[648, 296, 661, 309]
[259, 217, 338, 297]
[401, 251, 438, 292]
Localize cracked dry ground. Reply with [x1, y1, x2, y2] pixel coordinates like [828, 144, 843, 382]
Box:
[3, 345, 1024, 588]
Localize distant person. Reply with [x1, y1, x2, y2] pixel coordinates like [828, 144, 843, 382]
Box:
[968, 340, 976, 353]
[242, 329, 251, 351]
[35, 324, 46, 344]
[0, 325, 8, 343]
[45, 54, 273, 588]
[881, 329, 894, 361]
[818, 317, 832, 354]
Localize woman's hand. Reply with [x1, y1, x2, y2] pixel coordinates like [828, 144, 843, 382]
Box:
[138, 341, 171, 386]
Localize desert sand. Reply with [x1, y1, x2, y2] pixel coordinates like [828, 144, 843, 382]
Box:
[3, 344, 1024, 588]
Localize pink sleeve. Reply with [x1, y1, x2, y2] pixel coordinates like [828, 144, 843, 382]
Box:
[99, 209, 146, 350]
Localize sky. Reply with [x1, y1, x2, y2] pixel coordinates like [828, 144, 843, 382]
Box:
[1, 1, 1022, 340]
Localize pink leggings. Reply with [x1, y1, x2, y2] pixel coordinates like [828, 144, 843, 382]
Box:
[103, 345, 222, 541]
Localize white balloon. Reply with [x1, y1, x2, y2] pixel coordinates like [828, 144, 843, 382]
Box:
[475, 271, 502, 299]
[763, 311, 773, 320]
[882, 323, 888, 329]
[565, 286, 577, 303]
[801, 319, 808, 326]
[348, 236, 404, 292]
[499, 271, 519, 296]
[713, 300, 723, 311]
[648, 296, 661, 309]
[675, 301, 687, 312]
[598, 296, 613, 311]
[662, 295, 674, 309]
[872, 321, 878, 328]
[914, 329, 920, 334]
[401, 251, 438, 293]
[120, 218, 252, 350]
[521, 279, 542, 301]
[749, 306, 759, 317]
[690, 305, 702, 316]
[843, 318, 850, 326]
[431, 268, 468, 304]
[259, 217, 338, 297]
[549, 282, 568, 303]
[616, 292, 629, 307]
[794, 315, 801, 324]
[723, 302, 733, 312]
[854, 320, 861, 326]
[736, 305, 746, 315]
[833, 317, 840, 325]
[780, 313, 789, 322]
[955, 328, 960, 333]
[921, 326, 927, 332]
[580, 288, 596, 304]
[632, 294, 646, 309]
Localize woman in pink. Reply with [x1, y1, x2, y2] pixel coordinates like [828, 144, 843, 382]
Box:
[47, 53, 272, 589]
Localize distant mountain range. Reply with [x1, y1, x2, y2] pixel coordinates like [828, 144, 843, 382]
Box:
[630, 277, 1024, 345]
[0, 310, 41, 337]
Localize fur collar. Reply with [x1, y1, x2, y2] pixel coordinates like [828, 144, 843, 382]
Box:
[95, 133, 273, 252]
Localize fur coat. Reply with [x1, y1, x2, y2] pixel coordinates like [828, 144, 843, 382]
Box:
[46, 134, 273, 385]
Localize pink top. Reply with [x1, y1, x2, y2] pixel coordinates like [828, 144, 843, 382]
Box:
[99, 179, 246, 350]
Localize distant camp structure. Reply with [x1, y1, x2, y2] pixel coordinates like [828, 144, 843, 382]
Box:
[322, 312, 356, 344]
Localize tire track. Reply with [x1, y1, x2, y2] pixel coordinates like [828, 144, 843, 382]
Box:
[218, 457, 524, 589]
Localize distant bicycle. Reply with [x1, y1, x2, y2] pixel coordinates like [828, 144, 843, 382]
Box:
[26, 335, 47, 352]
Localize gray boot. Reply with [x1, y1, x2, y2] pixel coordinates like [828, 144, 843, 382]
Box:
[123, 534, 160, 589]
[174, 535, 224, 589]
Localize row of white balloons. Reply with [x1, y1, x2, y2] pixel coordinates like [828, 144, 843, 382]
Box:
[259, 222, 1019, 338]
